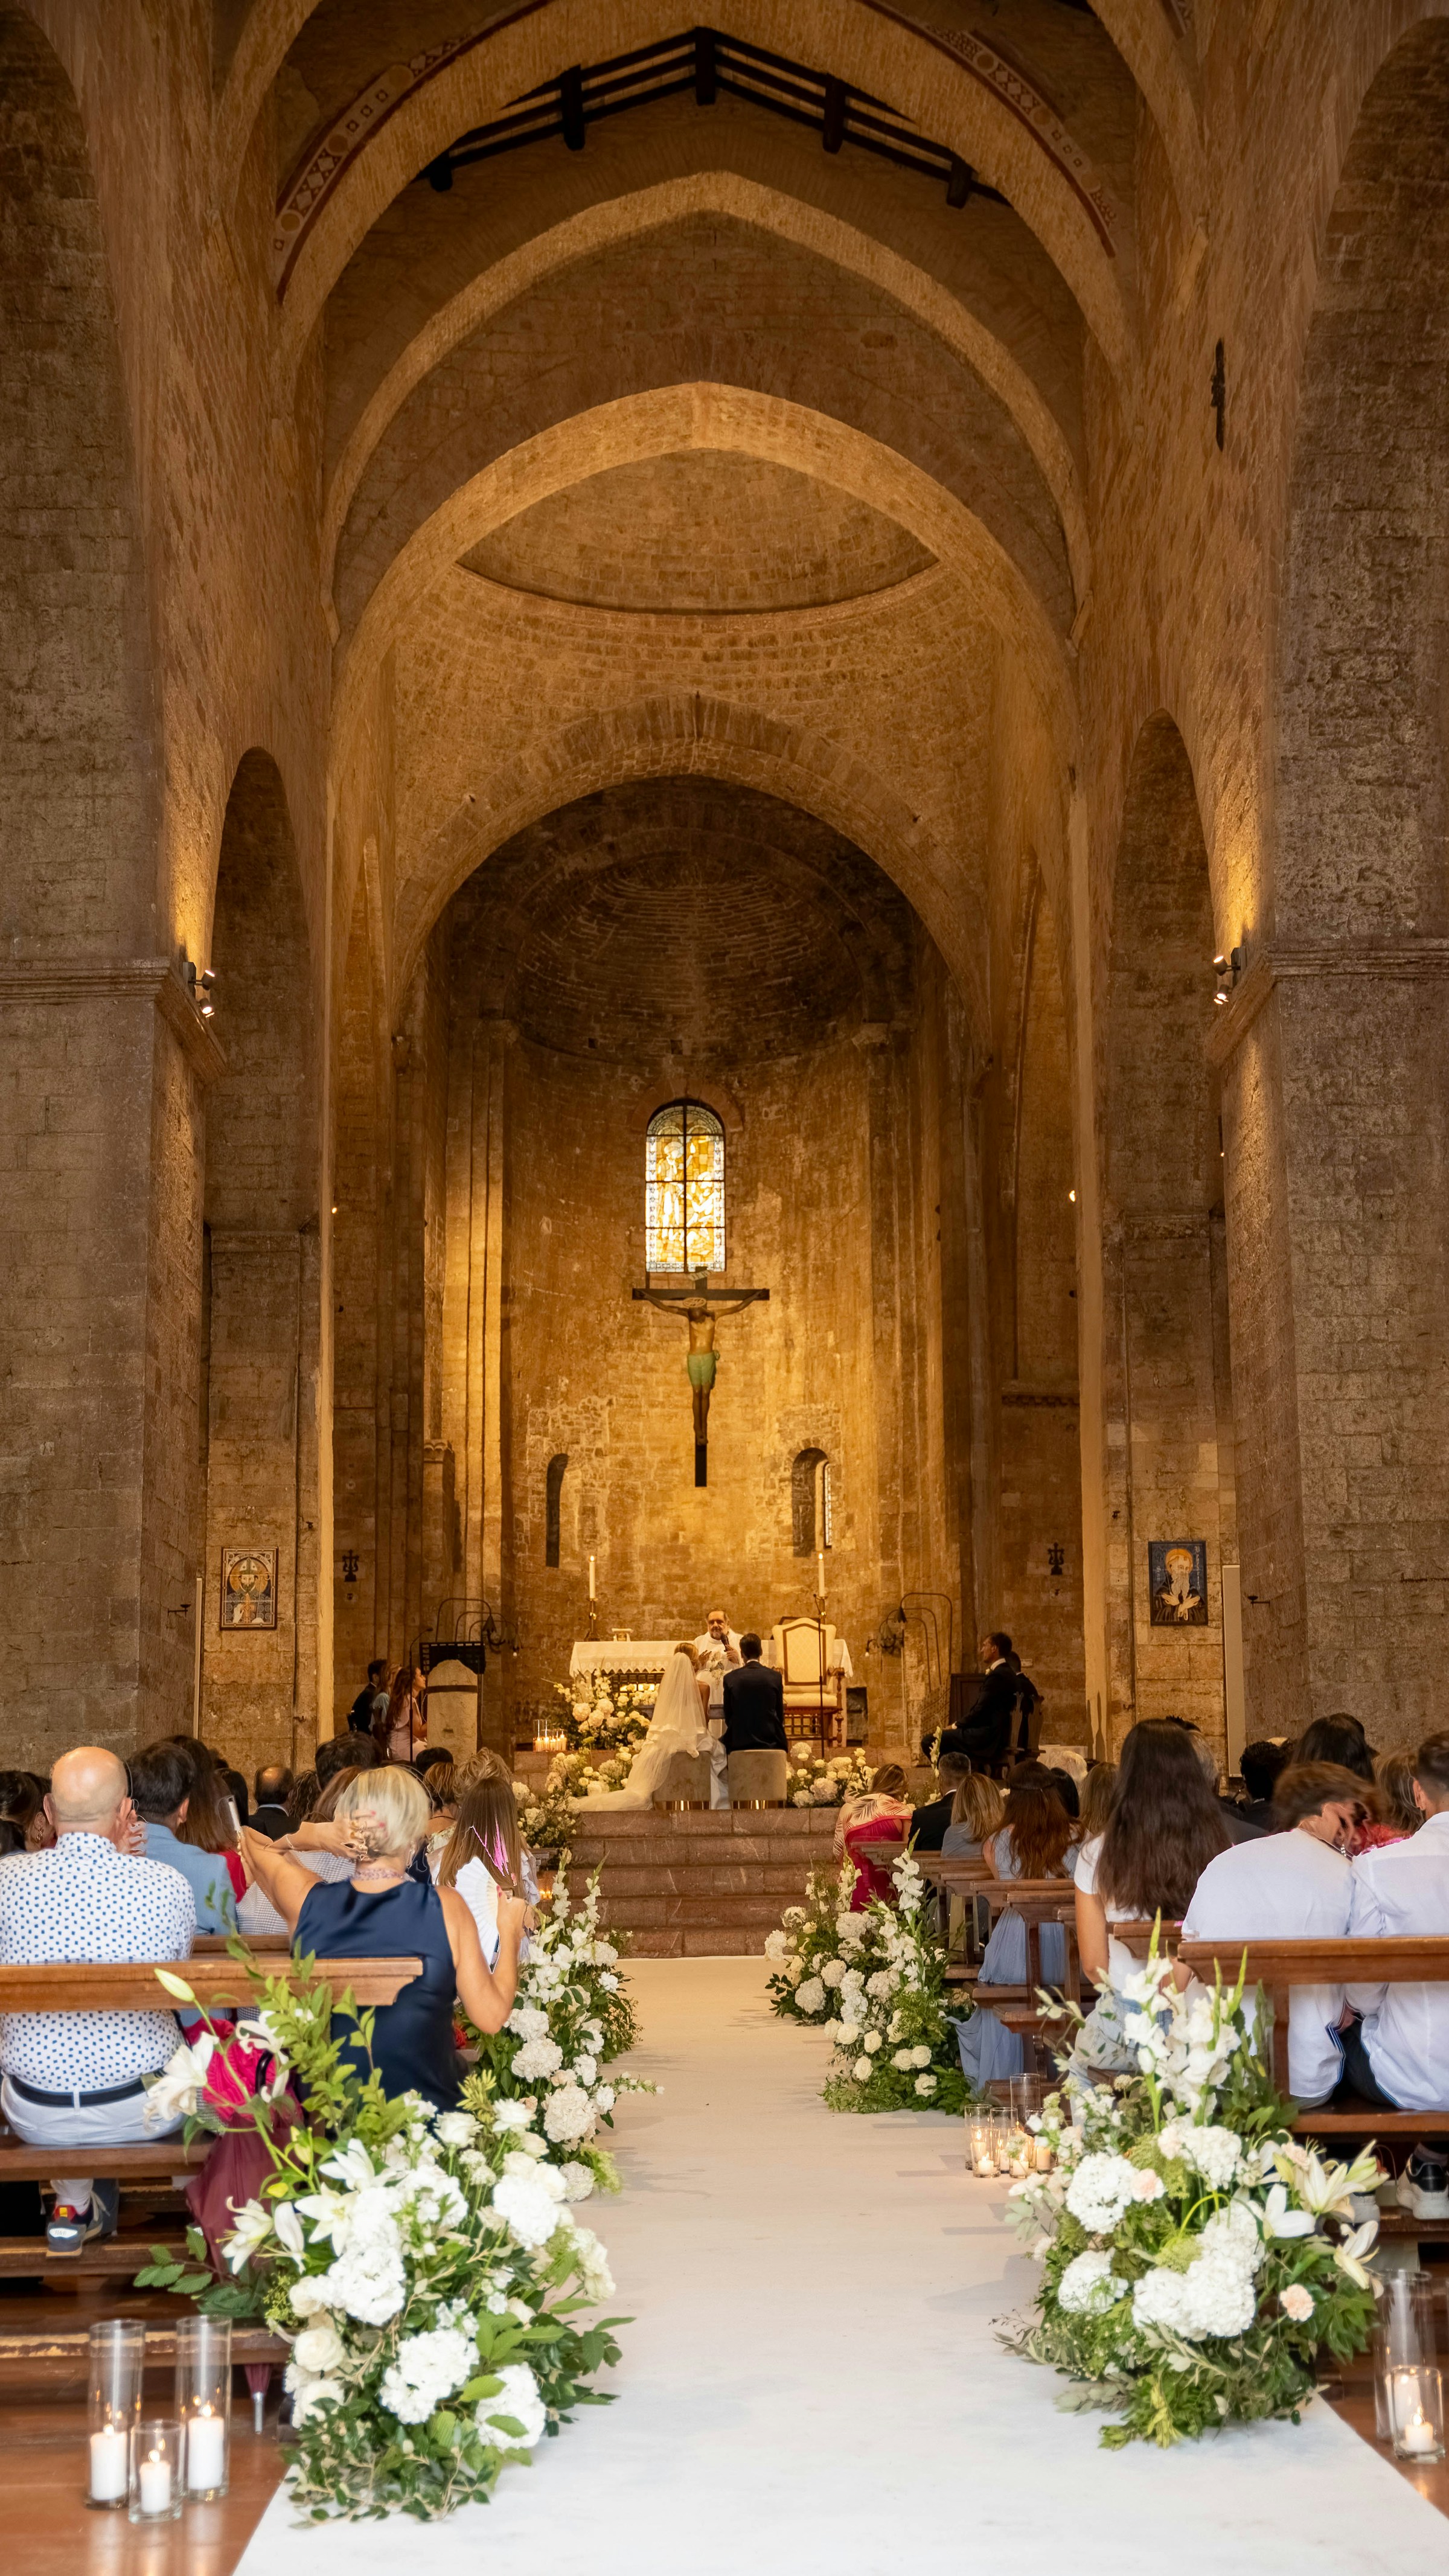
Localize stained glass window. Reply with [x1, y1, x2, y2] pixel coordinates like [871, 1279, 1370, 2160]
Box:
[645, 1101, 724, 1274]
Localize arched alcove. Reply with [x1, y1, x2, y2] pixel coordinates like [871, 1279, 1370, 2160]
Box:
[1104, 716, 1233, 1749]
[197, 752, 319, 1774]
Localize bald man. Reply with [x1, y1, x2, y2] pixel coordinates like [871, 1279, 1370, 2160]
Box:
[0, 1746, 196, 2254]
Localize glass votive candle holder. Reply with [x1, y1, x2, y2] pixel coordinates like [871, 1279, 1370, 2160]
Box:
[174, 2316, 232, 2500]
[967, 2113, 999, 2178]
[88, 2320, 146, 2509]
[1372, 2276, 1439, 2437]
[1005, 2123, 1034, 2179]
[1389, 2364, 1445, 2464]
[129, 2421, 184, 2524]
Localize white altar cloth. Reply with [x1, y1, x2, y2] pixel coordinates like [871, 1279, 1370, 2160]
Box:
[569, 1639, 679, 1680]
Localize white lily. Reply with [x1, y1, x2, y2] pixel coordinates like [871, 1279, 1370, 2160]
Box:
[1332, 2219, 1379, 2289]
[320, 2138, 379, 2191]
[1259, 2183, 1315, 2239]
[222, 2197, 274, 2272]
[273, 2200, 306, 2258]
[143, 2034, 215, 2126]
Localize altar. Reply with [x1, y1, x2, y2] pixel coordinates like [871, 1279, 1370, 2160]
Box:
[569, 1639, 678, 1682]
[568, 1623, 856, 1745]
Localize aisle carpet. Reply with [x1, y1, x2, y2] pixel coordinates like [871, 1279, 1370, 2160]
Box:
[237, 1957, 1444, 2575]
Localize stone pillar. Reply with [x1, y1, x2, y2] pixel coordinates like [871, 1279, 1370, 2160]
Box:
[0, 960, 218, 1763]
[1215, 948, 1449, 1742]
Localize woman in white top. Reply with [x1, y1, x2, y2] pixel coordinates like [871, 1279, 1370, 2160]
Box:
[1071, 1722, 1230, 2073]
[433, 1771, 534, 1967]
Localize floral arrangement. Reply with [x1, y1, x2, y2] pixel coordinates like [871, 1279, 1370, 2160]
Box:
[464, 1868, 646, 2190]
[765, 1857, 970, 2115]
[517, 1768, 577, 1858]
[1000, 1943, 1381, 2449]
[542, 1744, 639, 1810]
[138, 1957, 623, 2521]
[785, 1747, 874, 1808]
[554, 1672, 655, 1752]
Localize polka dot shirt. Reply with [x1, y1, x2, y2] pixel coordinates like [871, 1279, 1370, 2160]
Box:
[0, 1833, 196, 2091]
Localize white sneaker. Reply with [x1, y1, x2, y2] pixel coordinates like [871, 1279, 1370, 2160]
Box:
[1396, 2150, 1449, 2219]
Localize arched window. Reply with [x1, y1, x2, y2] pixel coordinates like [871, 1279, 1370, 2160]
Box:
[645, 1100, 724, 1274]
[792, 1447, 832, 1556]
[545, 1453, 568, 1567]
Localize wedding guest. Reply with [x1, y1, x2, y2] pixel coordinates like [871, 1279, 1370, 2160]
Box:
[0, 1773, 46, 1848]
[347, 1658, 391, 1736]
[435, 1772, 531, 1967]
[1343, 1734, 1449, 2141]
[0, 1748, 194, 2252]
[242, 1765, 523, 2108]
[1236, 1739, 1290, 1834]
[1376, 1751, 1424, 1841]
[130, 1743, 237, 1933]
[155, 1739, 247, 1903]
[1072, 1721, 1230, 2073]
[1180, 1762, 1367, 2104]
[377, 1666, 427, 1765]
[836, 1763, 915, 1908]
[941, 1771, 1005, 1859]
[907, 1754, 971, 1854]
[250, 1766, 293, 1840]
[1296, 1713, 1375, 1783]
[1044, 1766, 1081, 1821]
[1076, 1763, 1117, 1844]
[237, 1768, 366, 1936]
[956, 1774, 1073, 2086]
[935, 1633, 1019, 1770]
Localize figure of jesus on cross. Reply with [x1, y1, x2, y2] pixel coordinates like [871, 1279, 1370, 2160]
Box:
[633, 1271, 769, 1486]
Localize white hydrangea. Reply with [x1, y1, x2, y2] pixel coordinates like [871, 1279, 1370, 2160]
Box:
[323, 2236, 407, 2325]
[1131, 2264, 1192, 2336]
[595, 2084, 615, 2113]
[1064, 2154, 1142, 2234]
[811, 1780, 837, 1804]
[865, 1970, 897, 2000]
[559, 2161, 595, 2202]
[892, 2048, 913, 2071]
[836, 1916, 868, 1948]
[839, 2021, 861, 2045]
[513, 2035, 565, 2082]
[820, 1958, 847, 1989]
[914, 2073, 937, 2097]
[794, 1977, 827, 2016]
[379, 2325, 477, 2424]
[507, 2006, 551, 2041]
[1057, 2250, 1125, 2315]
[491, 2167, 566, 2250]
[764, 1931, 789, 1963]
[854, 2057, 872, 2082]
[863, 2031, 882, 2056]
[476, 2362, 547, 2451]
[1174, 2124, 1243, 2191]
[543, 2083, 595, 2146]
[910, 2044, 932, 2069]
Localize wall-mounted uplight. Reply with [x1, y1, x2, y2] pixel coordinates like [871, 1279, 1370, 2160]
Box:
[182, 956, 218, 1018]
[1213, 947, 1244, 1008]
[1068, 1187, 1076, 1203]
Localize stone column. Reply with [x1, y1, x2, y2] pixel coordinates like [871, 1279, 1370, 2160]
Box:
[0, 960, 220, 1763]
[1214, 947, 1449, 1742]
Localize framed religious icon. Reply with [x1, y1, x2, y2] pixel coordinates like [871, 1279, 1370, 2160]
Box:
[1148, 1538, 1209, 1626]
[219, 1546, 278, 1629]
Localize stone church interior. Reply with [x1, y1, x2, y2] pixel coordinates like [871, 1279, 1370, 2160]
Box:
[4, 1, 1449, 2563]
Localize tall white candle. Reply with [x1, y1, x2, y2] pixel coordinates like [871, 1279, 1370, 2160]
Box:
[89, 2426, 129, 2502]
[816, 1551, 825, 1597]
[138, 2450, 173, 2513]
[587, 1555, 595, 1600]
[185, 2408, 226, 2492]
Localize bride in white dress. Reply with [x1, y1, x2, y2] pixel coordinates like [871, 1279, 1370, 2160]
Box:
[572, 1646, 716, 1807]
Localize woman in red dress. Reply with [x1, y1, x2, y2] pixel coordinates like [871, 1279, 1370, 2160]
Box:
[836, 1763, 916, 1909]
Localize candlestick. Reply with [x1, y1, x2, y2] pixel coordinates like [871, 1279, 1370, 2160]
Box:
[89, 2428, 129, 2505]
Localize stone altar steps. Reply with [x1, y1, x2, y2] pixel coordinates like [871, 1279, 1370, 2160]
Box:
[561, 1806, 841, 1955]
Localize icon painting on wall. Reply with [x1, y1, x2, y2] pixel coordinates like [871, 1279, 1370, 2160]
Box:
[1148, 1538, 1208, 1626]
[219, 1547, 278, 1629]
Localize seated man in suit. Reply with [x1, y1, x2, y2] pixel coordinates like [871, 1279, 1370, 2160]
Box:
[906, 1753, 972, 1853]
[935, 1634, 1020, 1772]
[721, 1634, 788, 1804]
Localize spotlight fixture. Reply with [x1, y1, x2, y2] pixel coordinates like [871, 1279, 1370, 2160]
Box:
[1213, 947, 1244, 1007]
[1068, 1187, 1077, 1203]
[182, 956, 219, 1019]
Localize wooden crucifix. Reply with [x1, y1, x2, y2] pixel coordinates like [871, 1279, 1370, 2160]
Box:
[633, 1271, 769, 1487]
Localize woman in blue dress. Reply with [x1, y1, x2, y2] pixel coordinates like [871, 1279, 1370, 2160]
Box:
[955, 1771, 1075, 2088]
[242, 1765, 526, 2110]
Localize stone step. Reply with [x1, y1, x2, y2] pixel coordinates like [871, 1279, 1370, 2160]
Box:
[607, 1892, 793, 1932]
[597, 1862, 820, 1899]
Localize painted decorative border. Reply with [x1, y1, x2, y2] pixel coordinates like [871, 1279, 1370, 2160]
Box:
[272, 2, 1118, 296]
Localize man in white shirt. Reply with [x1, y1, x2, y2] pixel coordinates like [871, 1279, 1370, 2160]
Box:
[1181, 1763, 1366, 2105]
[1346, 1734, 1449, 2216]
[0, 1746, 196, 2252]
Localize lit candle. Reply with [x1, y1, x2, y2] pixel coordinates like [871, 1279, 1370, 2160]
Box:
[89, 2426, 129, 2503]
[185, 2406, 226, 2493]
[138, 2448, 173, 2514]
[588, 1556, 595, 1600]
[1401, 2407, 1438, 2457]
[816, 1552, 825, 1597]
[1034, 2136, 1054, 2172]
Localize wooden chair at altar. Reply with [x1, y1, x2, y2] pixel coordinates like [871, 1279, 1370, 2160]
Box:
[770, 1617, 845, 1748]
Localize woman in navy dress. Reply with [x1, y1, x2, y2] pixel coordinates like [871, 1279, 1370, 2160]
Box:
[242, 1766, 526, 2109]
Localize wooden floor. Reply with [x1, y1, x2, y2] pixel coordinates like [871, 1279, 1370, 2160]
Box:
[0, 2280, 283, 2573]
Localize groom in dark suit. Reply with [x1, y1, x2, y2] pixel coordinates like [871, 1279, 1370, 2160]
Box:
[721, 1634, 788, 1754]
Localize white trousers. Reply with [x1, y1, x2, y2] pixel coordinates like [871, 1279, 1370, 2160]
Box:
[1, 2073, 182, 2209]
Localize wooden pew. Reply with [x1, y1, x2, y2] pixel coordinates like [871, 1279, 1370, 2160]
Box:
[0, 1954, 422, 2283]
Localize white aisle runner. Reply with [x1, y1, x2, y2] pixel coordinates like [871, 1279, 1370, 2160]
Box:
[238, 1958, 1444, 2576]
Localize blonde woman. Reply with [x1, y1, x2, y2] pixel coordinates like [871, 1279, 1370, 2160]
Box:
[941, 1771, 1005, 1859]
[242, 1766, 524, 2109]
